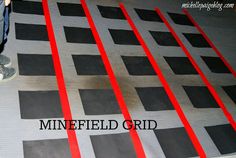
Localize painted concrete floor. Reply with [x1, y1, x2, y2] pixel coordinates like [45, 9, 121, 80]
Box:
[0, 0, 236, 158]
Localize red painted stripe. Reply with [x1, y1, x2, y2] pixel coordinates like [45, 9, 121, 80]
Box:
[183, 9, 236, 78]
[155, 8, 236, 131]
[42, 0, 81, 158]
[120, 3, 207, 158]
[80, 0, 146, 157]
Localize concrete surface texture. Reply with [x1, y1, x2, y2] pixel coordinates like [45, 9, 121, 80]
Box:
[0, 0, 235, 158]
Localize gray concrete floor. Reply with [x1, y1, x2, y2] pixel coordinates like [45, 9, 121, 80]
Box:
[0, 0, 235, 158]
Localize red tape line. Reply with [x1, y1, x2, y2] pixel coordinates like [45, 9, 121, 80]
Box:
[183, 9, 236, 78]
[155, 7, 236, 131]
[42, 0, 81, 157]
[120, 3, 207, 158]
[81, 0, 146, 157]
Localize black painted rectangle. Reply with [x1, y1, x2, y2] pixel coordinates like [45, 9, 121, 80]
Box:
[109, 29, 140, 45]
[150, 31, 179, 46]
[183, 33, 211, 48]
[154, 127, 198, 158]
[18, 54, 55, 76]
[223, 85, 236, 104]
[97, 5, 125, 19]
[19, 91, 63, 119]
[72, 55, 107, 75]
[15, 23, 49, 41]
[64, 27, 96, 44]
[136, 87, 174, 111]
[57, 3, 85, 16]
[205, 124, 236, 154]
[183, 86, 219, 108]
[13, 1, 43, 15]
[122, 56, 155, 75]
[90, 133, 136, 158]
[201, 56, 231, 73]
[135, 8, 163, 22]
[164, 57, 198, 75]
[79, 89, 121, 115]
[168, 12, 194, 26]
[23, 139, 71, 158]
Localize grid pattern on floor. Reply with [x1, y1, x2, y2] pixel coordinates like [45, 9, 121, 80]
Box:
[0, 0, 235, 158]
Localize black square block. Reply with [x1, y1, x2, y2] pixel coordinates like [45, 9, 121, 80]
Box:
[18, 54, 55, 76]
[13, 1, 43, 15]
[164, 57, 198, 75]
[90, 133, 136, 158]
[205, 124, 236, 154]
[183, 33, 211, 48]
[135, 8, 163, 22]
[136, 87, 174, 111]
[79, 89, 121, 115]
[64, 27, 96, 44]
[109, 29, 140, 45]
[72, 55, 107, 75]
[150, 31, 179, 46]
[201, 56, 231, 73]
[168, 12, 194, 26]
[222, 85, 236, 104]
[97, 5, 125, 19]
[23, 139, 71, 158]
[19, 91, 63, 119]
[122, 56, 155, 75]
[15, 23, 49, 41]
[183, 86, 219, 108]
[154, 127, 198, 158]
[57, 3, 85, 16]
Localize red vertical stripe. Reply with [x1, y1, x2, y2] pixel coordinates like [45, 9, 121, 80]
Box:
[183, 9, 236, 78]
[120, 3, 207, 158]
[155, 8, 236, 131]
[80, 0, 146, 157]
[42, 0, 81, 157]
